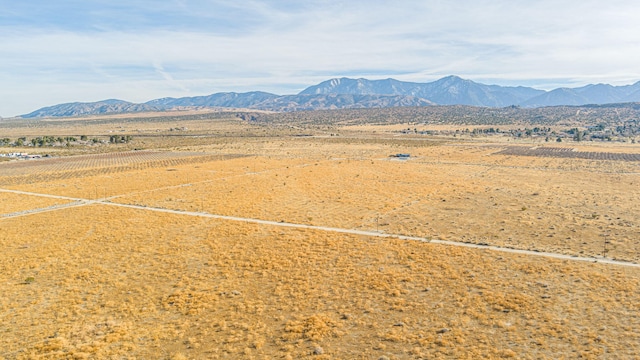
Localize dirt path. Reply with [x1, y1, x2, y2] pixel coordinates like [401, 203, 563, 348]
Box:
[1, 200, 89, 219]
[2, 187, 638, 268]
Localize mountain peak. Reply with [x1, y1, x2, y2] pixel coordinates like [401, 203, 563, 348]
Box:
[440, 75, 464, 81]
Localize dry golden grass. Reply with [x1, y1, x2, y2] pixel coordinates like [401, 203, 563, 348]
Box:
[0, 152, 248, 188]
[2, 134, 640, 359]
[3, 155, 309, 200]
[1, 205, 639, 359]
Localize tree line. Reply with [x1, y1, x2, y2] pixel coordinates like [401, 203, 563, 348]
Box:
[0, 135, 133, 147]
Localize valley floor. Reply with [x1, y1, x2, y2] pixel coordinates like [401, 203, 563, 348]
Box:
[1, 136, 639, 359]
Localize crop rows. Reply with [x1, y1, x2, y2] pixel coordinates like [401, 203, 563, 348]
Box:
[0, 151, 200, 175]
[0, 151, 245, 186]
[496, 146, 640, 161]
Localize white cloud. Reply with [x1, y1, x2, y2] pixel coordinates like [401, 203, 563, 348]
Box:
[1, 0, 640, 116]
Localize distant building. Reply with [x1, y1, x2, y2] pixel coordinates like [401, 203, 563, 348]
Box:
[0, 153, 41, 160]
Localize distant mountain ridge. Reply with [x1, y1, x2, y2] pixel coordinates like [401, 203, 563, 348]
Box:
[521, 83, 640, 107]
[23, 100, 164, 118]
[145, 91, 280, 108]
[20, 76, 640, 118]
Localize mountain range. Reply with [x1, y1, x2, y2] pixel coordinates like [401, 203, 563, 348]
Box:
[20, 76, 640, 118]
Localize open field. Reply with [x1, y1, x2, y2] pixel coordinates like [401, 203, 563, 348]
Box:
[1, 117, 640, 358]
[10, 141, 629, 262]
[2, 205, 640, 359]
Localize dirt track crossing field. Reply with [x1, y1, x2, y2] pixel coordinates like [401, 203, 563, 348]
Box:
[1, 187, 638, 269]
[2, 140, 640, 359]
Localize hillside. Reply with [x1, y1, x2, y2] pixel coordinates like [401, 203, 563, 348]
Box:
[20, 94, 434, 118]
[22, 100, 164, 118]
[300, 76, 545, 107]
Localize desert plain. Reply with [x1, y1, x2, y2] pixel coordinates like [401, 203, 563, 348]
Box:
[1, 112, 639, 359]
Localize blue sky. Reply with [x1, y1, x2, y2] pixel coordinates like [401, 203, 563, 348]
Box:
[1, 0, 640, 116]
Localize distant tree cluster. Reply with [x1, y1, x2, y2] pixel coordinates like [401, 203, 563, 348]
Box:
[0, 135, 133, 147]
[1, 137, 28, 146]
[109, 135, 133, 144]
[29, 136, 78, 147]
[429, 121, 640, 142]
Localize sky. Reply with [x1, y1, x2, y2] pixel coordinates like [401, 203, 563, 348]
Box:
[1, 0, 640, 117]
